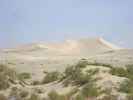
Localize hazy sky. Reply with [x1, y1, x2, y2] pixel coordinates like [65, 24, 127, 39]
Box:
[0, 0, 133, 48]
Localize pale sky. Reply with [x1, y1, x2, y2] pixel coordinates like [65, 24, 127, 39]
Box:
[0, 0, 133, 48]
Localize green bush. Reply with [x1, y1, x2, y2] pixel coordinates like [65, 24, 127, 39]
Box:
[0, 73, 10, 90]
[63, 67, 89, 86]
[19, 90, 29, 98]
[126, 65, 133, 79]
[64, 66, 99, 86]
[0, 64, 17, 90]
[119, 80, 133, 94]
[18, 72, 31, 80]
[110, 67, 127, 77]
[28, 93, 40, 100]
[81, 83, 100, 98]
[74, 93, 85, 100]
[115, 65, 133, 97]
[31, 80, 40, 85]
[75, 59, 88, 68]
[48, 90, 62, 100]
[42, 71, 61, 84]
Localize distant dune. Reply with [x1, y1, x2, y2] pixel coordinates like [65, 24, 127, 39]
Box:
[2, 37, 121, 56]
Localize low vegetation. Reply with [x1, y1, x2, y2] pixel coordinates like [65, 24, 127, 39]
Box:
[18, 72, 31, 80]
[48, 90, 67, 100]
[108, 64, 133, 100]
[28, 93, 40, 100]
[81, 83, 100, 98]
[63, 60, 99, 86]
[0, 64, 17, 90]
[42, 71, 62, 84]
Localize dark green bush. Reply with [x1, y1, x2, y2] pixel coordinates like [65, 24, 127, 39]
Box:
[75, 60, 88, 68]
[18, 72, 31, 80]
[110, 67, 127, 77]
[31, 80, 40, 85]
[64, 66, 99, 86]
[119, 80, 133, 94]
[81, 83, 100, 98]
[42, 71, 61, 84]
[19, 90, 29, 98]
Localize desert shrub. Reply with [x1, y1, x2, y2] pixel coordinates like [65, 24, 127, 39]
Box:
[0, 64, 17, 80]
[87, 62, 113, 68]
[33, 88, 44, 94]
[74, 93, 85, 100]
[117, 65, 133, 97]
[64, 66, 99, 86]
[19, 90, 29, 98]
[81, 83, 100, 98]
[75, 59, 88, 68]
[0, 73, 10, 90]
[119, 80, 133, 94]
[0, 94, 7, 100]
[109, 64, 133, 79]
[0, 64, 17, 90]
[9, 87, 19, 96]
[86, 68, 99, 76]
[126, 65, 133, 79]
[66, 88, 79, 99]
[110, 67, 127, 77]
[64, 66, 75, 78]
[48, 90, 61, 100]
[31, 80, 40, 85]
[48, 90, 72, 100]
[28, 93, 40, 100]
[63, 67, 88, 86]
[42, 71, 61, 84]
[101, 94, 118, 100]
[9, 87, 22, 100]
[99, 88, 118, 100]
[18, 72, 31, 80]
